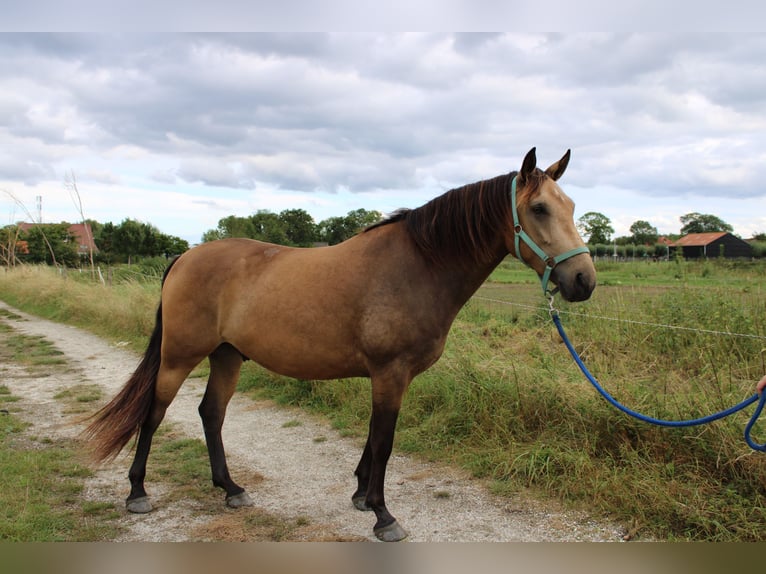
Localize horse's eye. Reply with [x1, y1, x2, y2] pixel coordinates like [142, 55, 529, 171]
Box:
[531, 203, 548, 216]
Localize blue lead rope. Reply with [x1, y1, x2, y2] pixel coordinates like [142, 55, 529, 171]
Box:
[551, 312, 766, 452]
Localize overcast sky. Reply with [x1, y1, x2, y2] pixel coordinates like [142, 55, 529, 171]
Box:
[2, 32, 766, 244]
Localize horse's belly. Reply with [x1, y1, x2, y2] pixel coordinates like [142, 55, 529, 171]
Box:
[234, 332, 369, 381]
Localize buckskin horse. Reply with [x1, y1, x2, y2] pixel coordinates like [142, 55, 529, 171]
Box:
[84, 148, 596, 541]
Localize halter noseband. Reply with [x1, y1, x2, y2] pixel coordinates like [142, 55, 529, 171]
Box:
[510, 175, 590, 297]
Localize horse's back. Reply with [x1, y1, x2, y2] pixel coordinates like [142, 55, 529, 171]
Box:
[159, 237, 380, 378]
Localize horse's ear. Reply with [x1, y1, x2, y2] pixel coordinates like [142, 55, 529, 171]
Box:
[545, 149, 571, 181]
[519, 147, 537, 183]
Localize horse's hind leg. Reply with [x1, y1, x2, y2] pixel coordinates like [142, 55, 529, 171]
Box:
[127, 363, 194, 513]
[199, 343, 253, 508]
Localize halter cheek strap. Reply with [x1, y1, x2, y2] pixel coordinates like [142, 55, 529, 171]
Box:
[510, 176, 590, 296]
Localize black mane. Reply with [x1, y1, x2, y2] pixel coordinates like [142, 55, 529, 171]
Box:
[364, 171, 527, 269]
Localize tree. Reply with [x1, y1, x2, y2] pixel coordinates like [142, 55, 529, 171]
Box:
[162, 234, 189, 256]
[201, 207, 383, 246]
[278, 209, 317, 246]
[2, 189, 59, 266]
[93, 221, 116, 261]
[107, 218, 186, 262]
[113, 219, 146, 263]
[0, 224, 22, 266]
[317, 216, 349, 245]
[629, 220, 659, 245]
[679, 212, 733, 235]
[202, 228, 224, 243]
[577, 212, 614, 245]
[250, 210, 289, 244]
[201, 211, 291, 244]
[20, 223, 79, 266]
[317, 209, 383, 245]
[344, 208, 382, 232]
[215, 215, 256, 239]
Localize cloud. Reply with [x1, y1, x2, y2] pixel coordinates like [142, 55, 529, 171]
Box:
[0, 154, 55, 184]
[2, 32, 766, 242]
[176, 158, 256, 190]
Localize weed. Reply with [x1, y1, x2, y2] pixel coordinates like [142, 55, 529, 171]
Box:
[0, 385, 20, 404]
[282, 420, 302, 428]
[54, 384, 103, 414]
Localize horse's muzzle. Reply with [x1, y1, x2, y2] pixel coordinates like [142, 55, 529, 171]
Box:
[552, 263, 596, 302]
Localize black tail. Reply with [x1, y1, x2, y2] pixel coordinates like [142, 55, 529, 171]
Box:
[82, 257, 180, 462]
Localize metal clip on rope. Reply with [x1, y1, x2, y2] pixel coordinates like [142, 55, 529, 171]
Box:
[548, 299, 766, 452]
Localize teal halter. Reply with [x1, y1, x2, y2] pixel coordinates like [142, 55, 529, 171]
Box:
[510, 175, 590, 296]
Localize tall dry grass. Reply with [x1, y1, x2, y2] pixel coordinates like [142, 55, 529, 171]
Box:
[0, 265, 159, 348]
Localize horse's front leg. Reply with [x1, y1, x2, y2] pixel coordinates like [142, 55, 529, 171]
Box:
[352, 414, 374, 510]
[355, 372, 410, 542]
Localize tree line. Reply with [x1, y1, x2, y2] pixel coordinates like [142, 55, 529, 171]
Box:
[1, 207, 383, 267]
[7, 206, 762, 268]
[1, 219, 190, 266]
[200, 208, 383, 246]
[577, 210, 766, 245]
[576, 211, 766, 259]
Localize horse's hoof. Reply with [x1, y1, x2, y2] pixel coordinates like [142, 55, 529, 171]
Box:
[126, 496, 152, 514]
[226, 491, 254, 508]
[352, 496, 372, 511]
[374, 520, 408, 542]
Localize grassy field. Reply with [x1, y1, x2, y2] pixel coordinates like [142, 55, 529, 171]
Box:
[0, 257, 765, 541]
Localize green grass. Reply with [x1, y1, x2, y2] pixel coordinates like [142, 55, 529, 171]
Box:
[53, 385, 102, 403]
[0, 408, 120, 541]
[0, 322, 123, 541]
[54, 384, 104, 415]
[1, 260, 766, 540]
[0, 385, 20, 404]
[3, 334, 67, 368]
[146, 427, 221, 505]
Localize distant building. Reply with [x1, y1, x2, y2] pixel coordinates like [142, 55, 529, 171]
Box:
[17, 222, 98, 257]
[657, 236, 675, 247]
[66, 223, 99, 256]
[671, 232, 752, 259]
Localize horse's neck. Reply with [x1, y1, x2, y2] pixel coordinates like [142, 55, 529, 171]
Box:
[435, 249, 508, 311]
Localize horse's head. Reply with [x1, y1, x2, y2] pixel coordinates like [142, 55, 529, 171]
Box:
[506, 148, 596, 302]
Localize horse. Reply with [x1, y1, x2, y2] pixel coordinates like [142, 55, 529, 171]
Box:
[83, 148, 596, 541]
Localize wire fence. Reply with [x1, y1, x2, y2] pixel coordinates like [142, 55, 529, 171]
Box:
[471, 295, 766, 341]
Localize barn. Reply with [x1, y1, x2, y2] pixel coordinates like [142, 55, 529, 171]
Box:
[671, 232, 752, 259]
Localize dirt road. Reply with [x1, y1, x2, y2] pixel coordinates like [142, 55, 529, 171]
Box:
[0, 300, 626, 542]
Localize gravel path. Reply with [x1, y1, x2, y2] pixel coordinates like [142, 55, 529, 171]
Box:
[0, 300, 627, 542]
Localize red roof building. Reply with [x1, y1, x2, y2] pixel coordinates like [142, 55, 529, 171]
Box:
[671, 232, 751, 259]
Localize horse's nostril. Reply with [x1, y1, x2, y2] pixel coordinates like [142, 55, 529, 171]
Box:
[573, 271, 595, 300]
